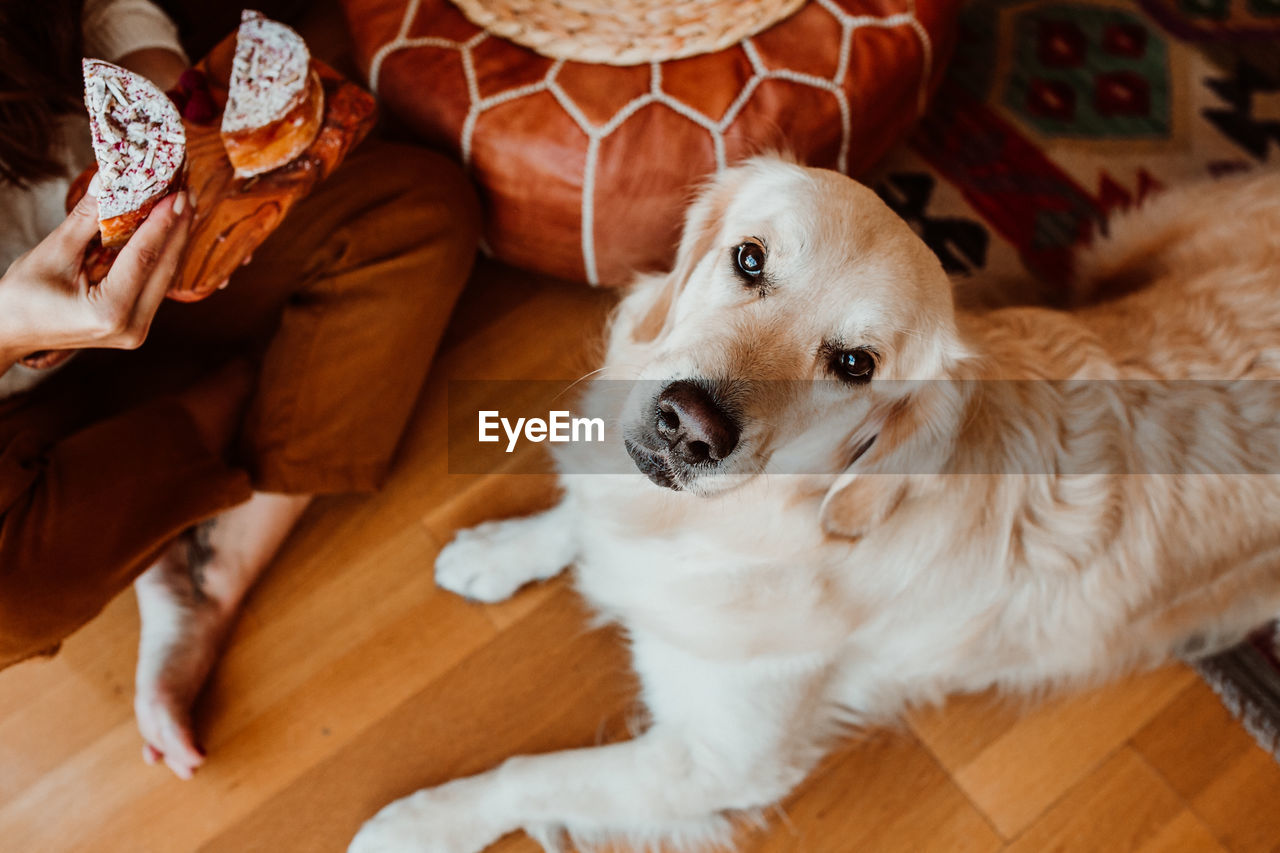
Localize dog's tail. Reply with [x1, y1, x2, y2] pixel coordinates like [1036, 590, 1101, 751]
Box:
[1071, 169, 1280, 306]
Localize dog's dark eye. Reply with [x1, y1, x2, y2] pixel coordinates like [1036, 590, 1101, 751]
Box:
[733, 240, 765, 280]
[829, 348, 876, 384]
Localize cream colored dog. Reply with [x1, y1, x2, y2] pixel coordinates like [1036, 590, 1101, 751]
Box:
[352, 158, 1280, 853]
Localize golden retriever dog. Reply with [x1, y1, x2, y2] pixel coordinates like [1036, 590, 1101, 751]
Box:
[351, 157, 1280, 853]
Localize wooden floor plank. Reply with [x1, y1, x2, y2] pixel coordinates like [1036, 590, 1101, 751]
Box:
[0, 591, 139, 807]
[0, 522, 496, 852]
[1133, 679, 1280, 853]
[1004, 747, 1223, 853]
[933, 665, 1196, 838]
[907, 688, 1026, 771]
[198, 587, 635, 853]
[747, 731, 1002, 853]
[1141, 812, 1233, 853]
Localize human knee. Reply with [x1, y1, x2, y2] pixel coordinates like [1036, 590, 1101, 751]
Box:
[381, 144, 483, 254]
[0, 562, 74, 668]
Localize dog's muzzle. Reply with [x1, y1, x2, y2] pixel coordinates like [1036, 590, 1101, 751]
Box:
[625, 380, 741, 490]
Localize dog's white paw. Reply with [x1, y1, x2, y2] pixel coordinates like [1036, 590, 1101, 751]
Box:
[435, 519, 569, 603]
[349, 785, 505, 853]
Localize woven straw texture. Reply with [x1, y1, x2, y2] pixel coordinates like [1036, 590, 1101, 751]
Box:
[448, 0, 806, 65]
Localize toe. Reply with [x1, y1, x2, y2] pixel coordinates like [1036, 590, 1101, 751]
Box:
[157, 711, 205, 777]
[165, 754, 196, 780]
[137, 693, 206, 779]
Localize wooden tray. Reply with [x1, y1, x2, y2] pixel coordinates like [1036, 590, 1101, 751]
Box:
[66, 32, 377, 303]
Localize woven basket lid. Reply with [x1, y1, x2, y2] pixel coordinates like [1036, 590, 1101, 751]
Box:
[448, 0, 808, 65]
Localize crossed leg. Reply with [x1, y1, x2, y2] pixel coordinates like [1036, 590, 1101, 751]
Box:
[134, 491, 311, 778]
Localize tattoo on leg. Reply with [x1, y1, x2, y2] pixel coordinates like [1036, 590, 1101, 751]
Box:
[185, 519, 217, 599]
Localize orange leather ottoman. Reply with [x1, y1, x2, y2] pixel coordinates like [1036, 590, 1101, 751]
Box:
[343, 0, 962, 285]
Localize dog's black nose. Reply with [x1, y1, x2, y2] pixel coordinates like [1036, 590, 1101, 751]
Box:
[655, 381, 739, 464]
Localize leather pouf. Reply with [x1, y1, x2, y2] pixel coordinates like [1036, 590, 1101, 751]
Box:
[343, 0, 962, 285]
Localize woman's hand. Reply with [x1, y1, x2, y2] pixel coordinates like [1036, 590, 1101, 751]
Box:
[0, 185, 193, 370]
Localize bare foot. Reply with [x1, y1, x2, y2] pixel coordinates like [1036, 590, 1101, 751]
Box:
[133, 491, 312, 779]
[133, 532, 230, 779]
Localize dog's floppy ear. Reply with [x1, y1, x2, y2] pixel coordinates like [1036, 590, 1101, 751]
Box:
[631, 171, 738, 343]
[819, 380, 965, 539]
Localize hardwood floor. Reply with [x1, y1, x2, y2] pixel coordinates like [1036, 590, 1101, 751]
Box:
[3, 260, 1279, 852]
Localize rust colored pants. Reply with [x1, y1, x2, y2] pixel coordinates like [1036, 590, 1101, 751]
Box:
[0, 142, 480, 668]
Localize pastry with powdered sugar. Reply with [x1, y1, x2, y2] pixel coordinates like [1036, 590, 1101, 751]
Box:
[221, 10, 324, 178]
[82, 59, 186, 248]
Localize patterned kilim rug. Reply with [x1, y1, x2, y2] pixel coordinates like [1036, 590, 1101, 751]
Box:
[863, 0, 1280, 756]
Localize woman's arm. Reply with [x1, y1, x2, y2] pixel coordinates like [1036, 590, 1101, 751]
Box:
[0, 188, 193, 372]
[0, 0, 193, 375]
[82, 0, 189, 89]
[116, 47, 187, 92]
[82, 0, 187, 63]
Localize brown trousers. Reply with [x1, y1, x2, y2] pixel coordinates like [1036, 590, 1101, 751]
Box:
[0, 141, 480, 668]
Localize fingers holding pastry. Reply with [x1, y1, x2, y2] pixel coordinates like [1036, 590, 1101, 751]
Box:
[42, 185, 103, 278]
[93, 190, 193, 348]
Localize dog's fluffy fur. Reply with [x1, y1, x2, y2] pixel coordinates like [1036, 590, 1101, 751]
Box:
[352, 159, 1280, 853]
